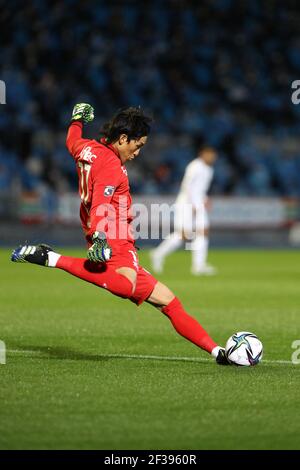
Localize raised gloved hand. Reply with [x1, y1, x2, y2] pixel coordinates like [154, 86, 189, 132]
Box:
[71, 103, 94, 124]
[87, 231, 112, 263]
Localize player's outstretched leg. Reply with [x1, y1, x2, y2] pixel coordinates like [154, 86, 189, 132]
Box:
[11, 244, 134, 299]
[163, 298, 229, 365]
[11, 244, 54, 266]
[146, 282, 230, 365]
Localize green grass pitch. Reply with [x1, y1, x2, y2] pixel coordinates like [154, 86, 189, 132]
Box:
[0, 248, 300, 450]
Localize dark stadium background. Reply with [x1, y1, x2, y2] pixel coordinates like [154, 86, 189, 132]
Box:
[1, 0, 300, 454]
[1, 0, 300, 247]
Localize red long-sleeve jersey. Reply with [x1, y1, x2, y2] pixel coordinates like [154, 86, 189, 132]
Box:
[66, 121, 134, 245]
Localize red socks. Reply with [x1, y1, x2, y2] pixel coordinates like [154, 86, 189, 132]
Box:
[56, 256, 134, 299]
[162, 297, 217, 354]
[55, 257, 216, 354]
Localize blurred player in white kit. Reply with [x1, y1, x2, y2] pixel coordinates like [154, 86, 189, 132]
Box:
[151, 145, 217, 275]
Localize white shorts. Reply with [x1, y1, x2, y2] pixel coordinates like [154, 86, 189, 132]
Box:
[174, 203, 209, 237]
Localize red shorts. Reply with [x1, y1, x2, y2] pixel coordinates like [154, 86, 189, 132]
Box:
[108, 242, 157, 305]
[86, 236, 158, 305]
[130, 266, 158, 305]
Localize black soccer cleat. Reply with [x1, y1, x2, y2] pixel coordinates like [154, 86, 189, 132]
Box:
[11, 244, 53, 267]
[216, 348, 231, 365]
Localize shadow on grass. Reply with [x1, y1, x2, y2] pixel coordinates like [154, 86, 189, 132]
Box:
[9, 343, 212, 365]
[10, 344, 111, 362]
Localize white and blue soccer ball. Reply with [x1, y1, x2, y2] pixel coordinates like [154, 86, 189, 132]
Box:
[225, 331, 263, 366]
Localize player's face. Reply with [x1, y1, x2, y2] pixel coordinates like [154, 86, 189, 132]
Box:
[118, 135, 148, 163]
[201, 149, 217, 166]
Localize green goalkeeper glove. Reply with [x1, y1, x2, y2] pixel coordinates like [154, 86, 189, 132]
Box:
[87, 231, 112, 263]
[71, 103, 94, 124]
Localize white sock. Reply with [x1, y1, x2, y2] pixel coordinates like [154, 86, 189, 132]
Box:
[153, 232, 182, 261]
[190, 236, 209, 272]
[211, 346, 222, 358]
[48, 251, 61, 268]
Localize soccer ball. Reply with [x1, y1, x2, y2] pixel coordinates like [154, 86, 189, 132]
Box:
[225, 331, 263, 366]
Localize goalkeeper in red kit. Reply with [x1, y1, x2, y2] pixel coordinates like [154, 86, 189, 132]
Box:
[11, 103, 230, 365]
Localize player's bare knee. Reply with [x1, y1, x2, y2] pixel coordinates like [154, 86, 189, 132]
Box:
[195, 229, 205, 237]
[147, 281, 175, 307]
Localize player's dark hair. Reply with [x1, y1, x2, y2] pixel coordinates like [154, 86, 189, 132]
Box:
[101, 107, 153, 143]
[193, 137, 216, 156]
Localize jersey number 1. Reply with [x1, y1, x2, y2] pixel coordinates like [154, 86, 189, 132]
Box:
[78, 162, 91, 204]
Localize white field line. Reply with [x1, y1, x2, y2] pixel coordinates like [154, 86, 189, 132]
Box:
[6, 349, 295, 365]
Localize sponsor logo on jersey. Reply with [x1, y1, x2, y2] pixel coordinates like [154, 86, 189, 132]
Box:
[104, 185, 115, 197]
[78, 146, 97, 163]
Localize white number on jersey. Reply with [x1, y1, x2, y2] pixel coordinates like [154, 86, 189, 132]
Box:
[78, 162, 91, 204]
